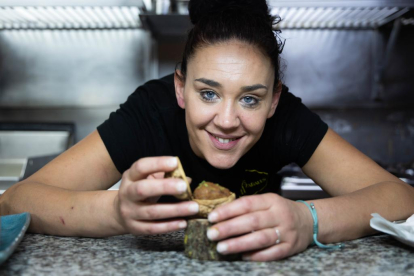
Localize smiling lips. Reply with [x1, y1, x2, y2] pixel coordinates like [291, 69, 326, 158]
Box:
[207, 132, 242, 150]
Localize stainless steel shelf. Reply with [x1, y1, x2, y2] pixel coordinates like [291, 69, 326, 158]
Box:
[0, 0, 412, 31]
[268, 0, 414, 8]
[272, 6, 410, 29]
[268, 0, 414, 29]
[139, 0, 413, 36]
[0, 0, 148, 7]
[0, 6, 143, 30]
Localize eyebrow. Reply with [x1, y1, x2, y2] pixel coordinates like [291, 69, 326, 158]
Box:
[240, 84, 268, 92]
[194, 78, 268, 92]
[195, 78, 222, 88]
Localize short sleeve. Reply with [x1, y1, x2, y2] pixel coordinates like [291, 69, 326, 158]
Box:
[97, 75, 176, 173]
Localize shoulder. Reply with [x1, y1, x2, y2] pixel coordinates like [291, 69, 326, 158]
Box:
[97, 74, 179, 173]
[278, 85, 303, 112]
[264, 85, 328, 167]
[272, 85, 320, 123]
[118, 73, 179, 117]
[266, 85, 308, 129]
[130, 73, 175, 104]
[139, 73, 175, 91]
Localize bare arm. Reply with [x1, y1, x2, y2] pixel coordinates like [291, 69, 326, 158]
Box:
[0, 130, 125, 237]
[0, 130, 199, 237]
[302, 128, 414, 243]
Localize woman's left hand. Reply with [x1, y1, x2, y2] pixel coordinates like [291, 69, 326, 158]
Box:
[206, 193, 314, 261]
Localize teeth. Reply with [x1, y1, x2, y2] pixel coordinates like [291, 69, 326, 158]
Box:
[219, 138, 230, 144]
[215, 136, 236, 144]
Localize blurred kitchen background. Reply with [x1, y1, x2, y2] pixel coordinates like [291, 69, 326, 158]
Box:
[0, 0, 413, 198]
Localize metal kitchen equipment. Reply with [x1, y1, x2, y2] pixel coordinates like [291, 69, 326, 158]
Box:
[279, 163, 414, 200]
[268, 0, 412, 30]
[0, 0, 147, 30]
[0, 0, 156, 141]
[139, 0, 414, 32]
[0, 122, 75, 158]
[0, 122, 75, 193]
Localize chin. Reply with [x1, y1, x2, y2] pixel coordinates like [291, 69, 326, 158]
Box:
[206, 154, 240, 170]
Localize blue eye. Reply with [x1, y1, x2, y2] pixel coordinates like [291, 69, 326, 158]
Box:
[241, 96, 259, 107]
[200, 90, 218, 102]
[243, 96, 254, 104]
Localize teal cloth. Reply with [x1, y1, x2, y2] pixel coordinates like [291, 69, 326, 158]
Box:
[0, 213, 31, 265]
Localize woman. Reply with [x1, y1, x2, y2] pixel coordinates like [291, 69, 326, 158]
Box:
[1, 0, 413, 261]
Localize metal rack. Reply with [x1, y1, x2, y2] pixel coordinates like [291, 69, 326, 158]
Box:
[1, 0, 413, 31]
[268, 0, 414, 30]
[271, 6, 410, 29]
[268, 0, 414, 29]
[134, 0, 414, 40]
[0, 0, 148, 30]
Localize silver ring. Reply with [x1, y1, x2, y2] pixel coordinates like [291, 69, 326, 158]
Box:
[275, 228, 281, 244]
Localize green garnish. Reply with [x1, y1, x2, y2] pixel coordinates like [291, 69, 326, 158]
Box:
[197, 180, 206, 187]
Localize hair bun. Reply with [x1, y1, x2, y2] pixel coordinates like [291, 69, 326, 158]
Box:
[188, 0, 271, 25]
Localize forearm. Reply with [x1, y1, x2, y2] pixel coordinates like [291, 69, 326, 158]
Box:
[0, 181, 126, 237]
[311, 181, 414, 244]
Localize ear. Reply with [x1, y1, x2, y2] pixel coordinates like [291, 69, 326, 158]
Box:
[267, 81, 282, 118]
[174, 71, 186, 109]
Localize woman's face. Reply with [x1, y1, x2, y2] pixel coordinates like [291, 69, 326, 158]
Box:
[175, 40, 280, 169]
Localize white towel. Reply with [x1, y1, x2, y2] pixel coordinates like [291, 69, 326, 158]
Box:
[370, 213, 414, 247]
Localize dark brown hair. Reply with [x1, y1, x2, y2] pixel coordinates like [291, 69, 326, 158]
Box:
[176, 0, 284, 91]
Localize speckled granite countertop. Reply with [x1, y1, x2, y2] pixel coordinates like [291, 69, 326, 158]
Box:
[1, 232, 413, 275]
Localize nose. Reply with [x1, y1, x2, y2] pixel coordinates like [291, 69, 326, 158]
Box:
[213, 100, 240, 130]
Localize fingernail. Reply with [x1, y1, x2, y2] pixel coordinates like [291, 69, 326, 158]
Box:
[208, 212, 218, 222]
[178, 221, 187, 229]
[167, 157, 178, 168]
[207, 228, 219, 240]
[242, 255, 251, 261]
[188, 203, 199, 213]
[176, 180, 187, 192]
[216, 242, 228, 253]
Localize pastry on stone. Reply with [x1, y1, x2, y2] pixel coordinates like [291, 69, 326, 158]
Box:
[185, 182, 238, 260]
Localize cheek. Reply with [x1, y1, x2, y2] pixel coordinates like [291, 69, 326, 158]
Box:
[186, 101, 214, 126]
[240, 113, 267, 134]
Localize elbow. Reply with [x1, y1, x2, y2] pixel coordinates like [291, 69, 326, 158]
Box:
[0, 181, 27, 216]
[385, 180, 413, 192]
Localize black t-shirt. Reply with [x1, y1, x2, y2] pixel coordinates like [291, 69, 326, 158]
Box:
[97, 74, 328, 198]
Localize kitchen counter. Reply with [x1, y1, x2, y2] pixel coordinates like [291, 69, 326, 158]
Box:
[1, 232, 413, 275]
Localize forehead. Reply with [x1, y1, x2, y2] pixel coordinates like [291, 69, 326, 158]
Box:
[187, 40, 274, 86]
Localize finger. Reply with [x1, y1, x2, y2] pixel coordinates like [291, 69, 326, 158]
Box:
[127, 219, 188, 235]
[214, 228, 280, 255]
[207, 210, 275, 241]
[127, 178, 188, 201]
[136, 201, 199, 220]
[148, 172, 165, 179]
[208, 194, 273, 223]
[127, 156, 178, 181]
[144, 196, 161, 203]
[242, 243, 291, 262]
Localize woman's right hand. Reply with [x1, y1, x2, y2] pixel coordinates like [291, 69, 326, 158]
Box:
[115, 156, 199, 235]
